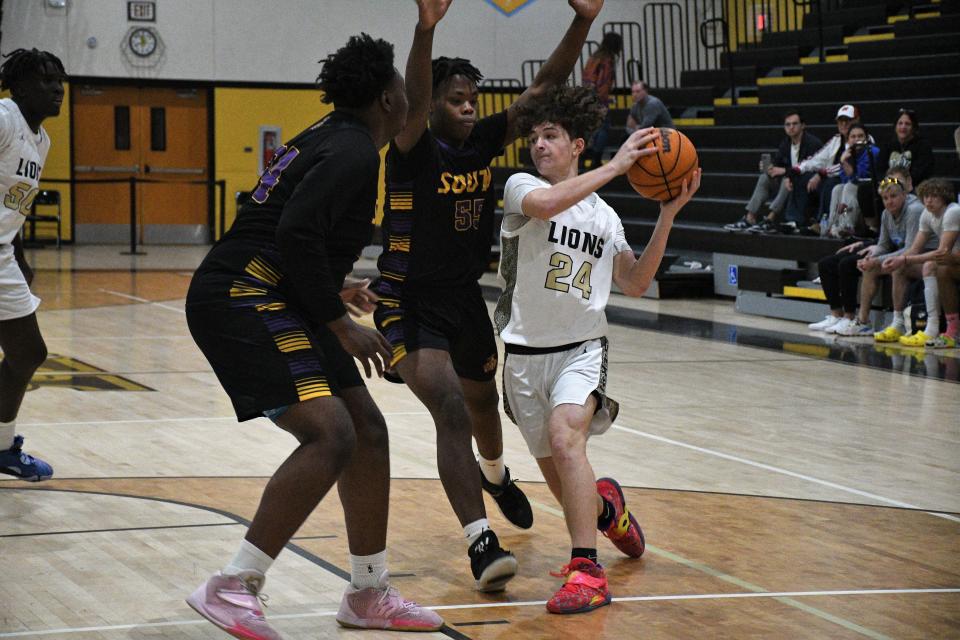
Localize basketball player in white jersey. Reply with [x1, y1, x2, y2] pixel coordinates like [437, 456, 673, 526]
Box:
[0, 49, 65, 481]
[495, 85, 700, 614]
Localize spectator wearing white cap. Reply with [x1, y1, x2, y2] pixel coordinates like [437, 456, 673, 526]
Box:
[788, 104, 860, 228]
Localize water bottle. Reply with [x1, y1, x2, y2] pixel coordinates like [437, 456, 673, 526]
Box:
[819, 212, 829, 237]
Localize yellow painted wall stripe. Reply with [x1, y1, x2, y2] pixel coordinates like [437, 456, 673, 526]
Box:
[714, 96, 759, 106]
[674, 118, 715, 127]
[800, 54, 849, 64]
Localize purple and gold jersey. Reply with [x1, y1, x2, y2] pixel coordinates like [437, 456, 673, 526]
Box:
[377, 112, 507, 298]
[188, 111, 379, 324]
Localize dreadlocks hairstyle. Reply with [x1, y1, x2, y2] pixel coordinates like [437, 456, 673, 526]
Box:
[431, 56, 482, 94]
[516, 85, 605, 142]
[317, 33, 396, 109]
[0, 48, 65, 93]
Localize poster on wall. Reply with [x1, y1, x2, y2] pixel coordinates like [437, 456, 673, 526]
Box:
[258, 126, 282, 175]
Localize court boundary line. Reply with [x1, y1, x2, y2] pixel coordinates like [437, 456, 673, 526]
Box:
[1, 588, 955, 638]
[613, 422, 960, 523]
[98, 289, 186, 314]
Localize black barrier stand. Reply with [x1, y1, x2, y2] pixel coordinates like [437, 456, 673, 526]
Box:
[120, 176, 147, 255]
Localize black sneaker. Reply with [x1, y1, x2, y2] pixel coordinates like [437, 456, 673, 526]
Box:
[480, 465, 533, 529]
[468, 529, 518, 592]
[723, 216, 753, 232]
[748, 219, 778, 234]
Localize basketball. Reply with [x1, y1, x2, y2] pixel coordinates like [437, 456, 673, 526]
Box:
[627, 128, 699, 201]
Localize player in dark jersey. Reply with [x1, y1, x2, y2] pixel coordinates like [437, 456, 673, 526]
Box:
[375, 0, 604, 592]
[0, 48, 64, 483]
[184, 35, 443, 638]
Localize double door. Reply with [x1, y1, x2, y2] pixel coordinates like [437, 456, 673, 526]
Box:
[73, 85, 210, 244]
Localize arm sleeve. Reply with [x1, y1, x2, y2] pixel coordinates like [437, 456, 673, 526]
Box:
[276, 139, 379, 323]
[875, 211, 894, 255]
[502, 172, 545, 230]
[798, 137, 835, 173]
[612, 218, 630, 254]
[0, 107, 14, 151]
[943, 204, 960, 234]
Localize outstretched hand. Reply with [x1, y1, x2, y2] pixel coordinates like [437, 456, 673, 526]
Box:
[606, 128, 660, 175]
[660, 168, 702, 220]
[329, 315, 392, 378]
[416, 0, 453, 30]
[568, 0, 603, 20]
[339, 278, 379, 317]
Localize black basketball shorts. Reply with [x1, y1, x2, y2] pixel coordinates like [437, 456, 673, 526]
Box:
[373, 283, 498, 382]
[186, 300, 363, 422]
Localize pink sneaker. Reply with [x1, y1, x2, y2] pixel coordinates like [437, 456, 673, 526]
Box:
[336, 571, 444, 631]
[186, 572, 283, 640]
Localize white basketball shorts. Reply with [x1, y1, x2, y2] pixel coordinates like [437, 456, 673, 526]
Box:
[502, 338, 617, 459]
[0, 243, 41, 321]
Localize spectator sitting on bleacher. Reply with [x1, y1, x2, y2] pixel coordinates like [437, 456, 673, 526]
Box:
[818, 171, 925, 336]
[581, 32, 622, 168]
[790, 104, 859, 230]
[877, 108, 934, 186]
[724, 110, 822, 233]
[624, 80, 673, 134]
[822, 122, 880, 239]
[875, 178, 960, 347]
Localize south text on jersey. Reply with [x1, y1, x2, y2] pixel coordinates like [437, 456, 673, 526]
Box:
[436, 167, 492, 195]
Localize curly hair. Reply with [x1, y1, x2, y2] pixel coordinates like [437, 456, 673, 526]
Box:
[317, 34, 396, 108]
[0, 48, 65, 93]
[916, 178, 956, 204]
[515, 85, 605, 141]
[432, 56, 483, 93]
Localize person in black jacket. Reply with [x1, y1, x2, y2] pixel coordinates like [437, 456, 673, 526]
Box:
[725, 110, 822, 233]
[878, 108, 935, 186]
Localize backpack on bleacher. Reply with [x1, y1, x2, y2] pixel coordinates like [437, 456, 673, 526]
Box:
[904, 278, 927, 334]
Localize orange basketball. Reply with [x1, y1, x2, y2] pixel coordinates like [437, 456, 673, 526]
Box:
[627, 128, 699, 201]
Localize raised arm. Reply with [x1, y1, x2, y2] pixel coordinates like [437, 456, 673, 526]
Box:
[612, 169, 701, 297]
[503, 0, 603, 144]
[394, 0, 453, 153]
[520, 128, 659, 219]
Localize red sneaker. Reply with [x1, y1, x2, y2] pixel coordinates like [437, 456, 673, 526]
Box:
[596, 477, 645, 558]
[546, 558, 611, 614]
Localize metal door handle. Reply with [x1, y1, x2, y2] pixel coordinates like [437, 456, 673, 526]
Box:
[144, 165, 205, 175]
[75, 165, 140, 173]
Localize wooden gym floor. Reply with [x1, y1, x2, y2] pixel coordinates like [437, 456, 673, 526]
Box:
[1, 247, 958, 639]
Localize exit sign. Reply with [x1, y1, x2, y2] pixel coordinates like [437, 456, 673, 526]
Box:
[128, 1, 156, 22]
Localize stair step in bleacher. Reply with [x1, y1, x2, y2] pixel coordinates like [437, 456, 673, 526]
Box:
[802, 52, 960, 82]
[722, 46, 799, 73]
[681, 67, 756, 89]
[685, 123, 960, 153]
[759, 74, 960, 103]
[757, 24, 845, 50]
[803, 4, 887, 32]
[713, 97, 960, 127]
[845, 31, 960, 58]
[893, 13, 960, 34]
[622, 219, 845, 263]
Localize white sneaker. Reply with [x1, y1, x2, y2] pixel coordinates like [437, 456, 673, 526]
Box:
[837, 319, 873, 337]
[808, 315, 841, 331]
[825, 317, 853, 334]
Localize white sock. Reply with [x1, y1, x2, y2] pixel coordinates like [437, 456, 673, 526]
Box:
[464, 518, 490, 547]
[350, 550, 387, 590]
[923, 276, 940, 336]
[893, 312, 906, 331]
[0, 421, 14, 450]
[224, 539, 274, 585]
[478, 454, 506, 486]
